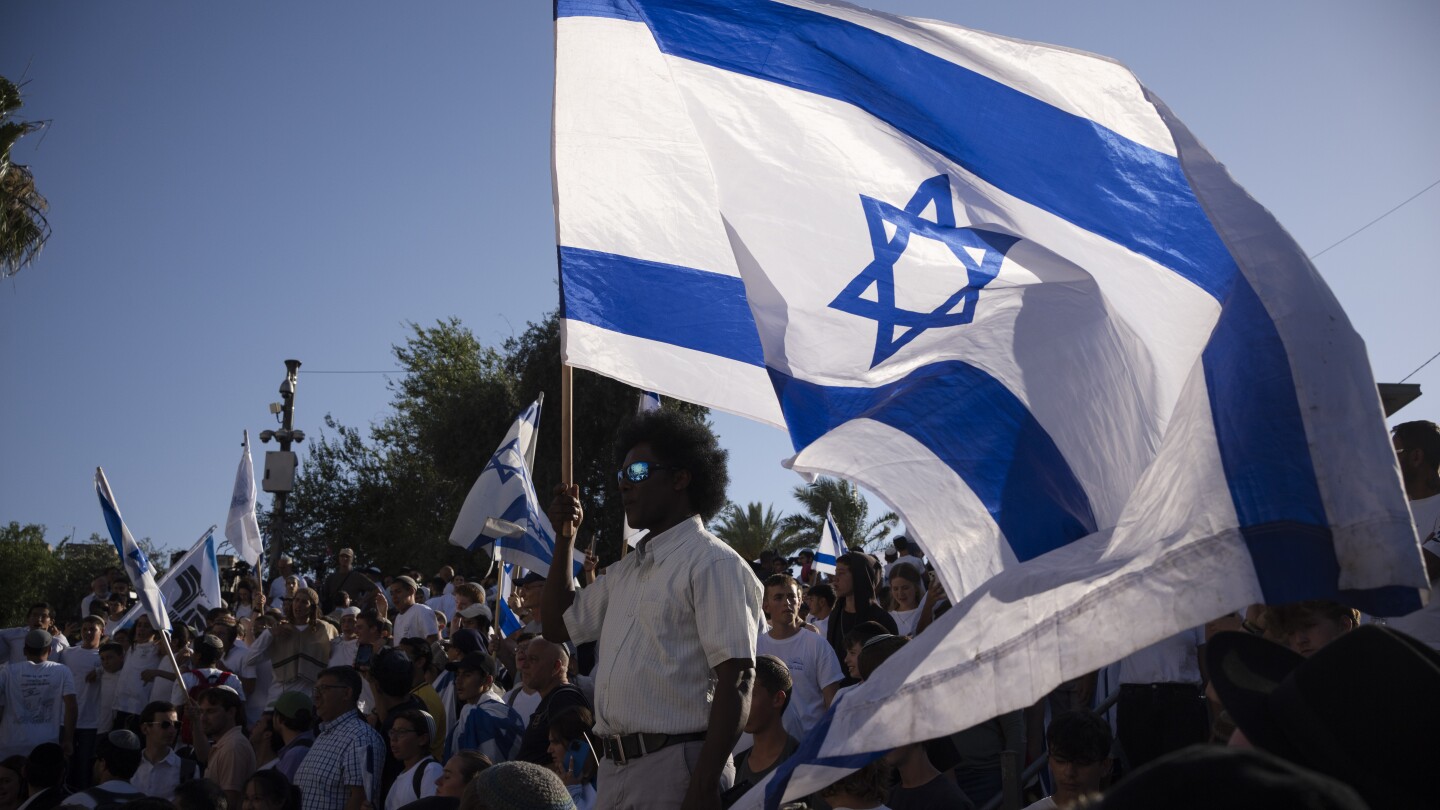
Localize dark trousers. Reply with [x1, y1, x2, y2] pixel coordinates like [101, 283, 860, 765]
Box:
[68, 728, 97, 790]
[1116, 682, 1208, 770]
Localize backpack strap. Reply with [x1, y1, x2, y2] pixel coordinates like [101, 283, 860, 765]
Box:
[411, 757, 436, 798]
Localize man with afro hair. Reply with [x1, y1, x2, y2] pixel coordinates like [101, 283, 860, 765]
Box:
[544, 408, 764, 809]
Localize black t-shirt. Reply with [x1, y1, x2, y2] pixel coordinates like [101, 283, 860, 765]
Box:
[516, 683, 592, 764]
[722, 736, 800, 808]
[888, 774, 975, 810]
[825, 602, 899, 664]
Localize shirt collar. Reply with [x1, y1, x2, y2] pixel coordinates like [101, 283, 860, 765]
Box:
[143, 750, 181, 768]
[636, 515, 703, 566]
[319, 709, 361, 733]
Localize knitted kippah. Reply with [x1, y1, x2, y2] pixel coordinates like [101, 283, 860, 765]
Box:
[473, 761, 576, 810]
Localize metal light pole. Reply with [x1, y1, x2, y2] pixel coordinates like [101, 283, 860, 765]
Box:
[259, 359, 305, 577]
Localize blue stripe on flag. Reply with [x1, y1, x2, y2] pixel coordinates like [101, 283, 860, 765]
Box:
[560, 246, 765, 366]
[97, 492, 128, 560]
[763, 698, 885, 809]
[1202, 275, 1420, 616]
[555, 0, 641, 22]
[558, 0, 1238, 301]
[771, 362, 1097, 561]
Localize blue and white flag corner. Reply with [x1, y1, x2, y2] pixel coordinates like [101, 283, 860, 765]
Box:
[95, 467, 172, 633]
[813, 503, 846, 576]
[448, 399, 582, 578]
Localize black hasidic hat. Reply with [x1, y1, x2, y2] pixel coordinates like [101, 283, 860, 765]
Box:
[1206, 625, 1440, 809]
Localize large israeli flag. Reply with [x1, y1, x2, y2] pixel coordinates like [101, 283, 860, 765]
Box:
[813, 504, 846, 576]
[448, 397, 581, 578]
[95, 467, 172, 634]
[115, 529, 224, 633]
[554, 2, 1428, 805]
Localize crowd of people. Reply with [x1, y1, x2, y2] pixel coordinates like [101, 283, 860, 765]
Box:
[1, 411, 1436, 810]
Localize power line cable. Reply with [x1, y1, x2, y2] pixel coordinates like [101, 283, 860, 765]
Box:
[1399, 349, 1440, 384]
[1308, 178, 1440, 260]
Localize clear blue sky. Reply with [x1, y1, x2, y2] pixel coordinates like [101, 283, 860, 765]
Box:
[3, 1, 1436, 557]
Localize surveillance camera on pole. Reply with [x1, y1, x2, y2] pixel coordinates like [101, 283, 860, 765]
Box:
[260, 360, 302, 573]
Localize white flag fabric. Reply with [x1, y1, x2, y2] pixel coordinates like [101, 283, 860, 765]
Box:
[622, 390, 662, 548]
[226, 431, 264, 569]
[116, 529, 224, 632]
[554, 2, 1429, 806]
[448, 398, 581, 578]
[812, 504, 847, 576]
[95, 467, 172, 634]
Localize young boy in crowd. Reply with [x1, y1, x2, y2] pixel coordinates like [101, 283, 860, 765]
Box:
[756, 575, 844, 739]
[723, 655, 799, 807]
[1022, 711, 1114, 810]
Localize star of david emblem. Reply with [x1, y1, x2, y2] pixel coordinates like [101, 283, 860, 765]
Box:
[829, 175, 1021, 369]
[128, 547, 151, 576]
[483, 438, 525, 485]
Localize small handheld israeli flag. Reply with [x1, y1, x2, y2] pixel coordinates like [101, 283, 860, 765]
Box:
[449, 397, 581, 578]
[497, 564, 524, 637]
[813, 504, 847, 576]
[96, 467, 171, 634]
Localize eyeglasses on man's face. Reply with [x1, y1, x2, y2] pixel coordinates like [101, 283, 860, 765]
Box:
[616, 461, 682, 486]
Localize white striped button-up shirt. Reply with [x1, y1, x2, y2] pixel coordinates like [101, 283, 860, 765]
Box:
[565, 515, 764, 737]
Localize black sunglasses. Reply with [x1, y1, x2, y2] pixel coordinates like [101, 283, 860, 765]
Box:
[145, 720, 177, 730]
[616, 461, 682, 485]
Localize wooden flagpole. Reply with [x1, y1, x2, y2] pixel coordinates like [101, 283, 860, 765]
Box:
[560, 364, 573, 487]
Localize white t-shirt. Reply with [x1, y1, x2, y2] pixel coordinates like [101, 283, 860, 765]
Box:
[1382, 493, 1440, 649]
[270, 574, 309, 606]
[508, 687, 542, 728]
[98, 670, 122, 733]
[58, 646, 103, 729]
[393, 602, 438, 642]
[0, 627, 69, 663]
[330, 637, 359, 667]
[224, 641, 258, 681]
[756, 627, 845, 739]
[384, 758, 442, 810]
[889, 607, 922, 637]
[1117, 627, 1204, 685]
[426, 595, 457, 626]
[117, 643, 161, 714]
[0, 659, 77, 759]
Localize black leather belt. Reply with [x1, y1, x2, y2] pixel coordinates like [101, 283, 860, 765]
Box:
[601, 731, 707, 765]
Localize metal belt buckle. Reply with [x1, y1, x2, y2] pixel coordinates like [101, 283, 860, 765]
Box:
[607, 735, 627, 766]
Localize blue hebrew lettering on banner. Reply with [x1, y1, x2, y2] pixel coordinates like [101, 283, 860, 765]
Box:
[829, 175, 1019, 368]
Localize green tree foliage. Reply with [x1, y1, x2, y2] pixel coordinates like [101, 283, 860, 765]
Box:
[711, 501, 802, 562]
[781, 477, 898, 553]
[49, 534, 123, 623]
[0, 77, 50, 278]
[276, 313, 708, 580]
[0, 522, 55, 626]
